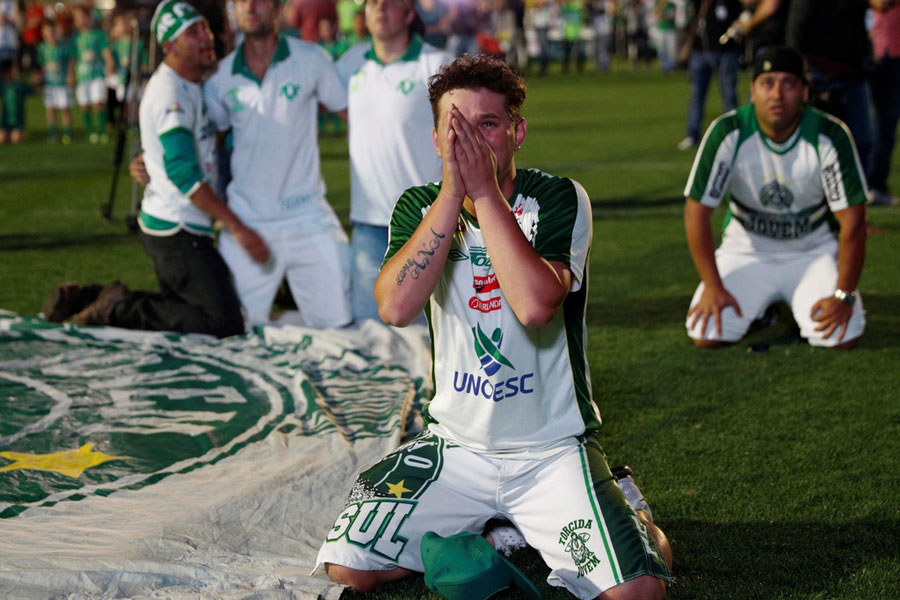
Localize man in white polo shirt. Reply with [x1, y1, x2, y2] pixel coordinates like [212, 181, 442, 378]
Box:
[204, 0, 352, 328]
[42, 0, 267, 337]
[335, 0, 451, 321]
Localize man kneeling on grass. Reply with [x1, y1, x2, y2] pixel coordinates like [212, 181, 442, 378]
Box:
[313, 54, 673, 600]
[684, 46, 868, 350]
[41, 0, 268, 338]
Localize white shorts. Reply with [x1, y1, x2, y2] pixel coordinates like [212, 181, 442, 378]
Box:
[43, 85, 73, 109]
[76, 77, 107, 106]
[686, 239, 865, 347]
[315, 430, 672, 599]
[218, 215, 351, 328]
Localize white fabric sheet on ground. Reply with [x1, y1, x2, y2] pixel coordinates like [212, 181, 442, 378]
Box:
[0, 311, 431, 599]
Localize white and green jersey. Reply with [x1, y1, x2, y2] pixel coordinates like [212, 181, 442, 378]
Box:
[336, 35, 451, 227]
[685, 104, 868, 254]
[73, 28, 108, 82]
[138, 62, 216, 236]
[38, 41, 73, 88]
[386, 169, 596, 453]
[204, 35, 348, 227]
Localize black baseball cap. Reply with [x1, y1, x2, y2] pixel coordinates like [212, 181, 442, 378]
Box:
[752, 46, 808, 83]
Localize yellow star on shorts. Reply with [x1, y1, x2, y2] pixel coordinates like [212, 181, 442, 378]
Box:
[0, 443, 129, 479]
[385, 479, 412, 498]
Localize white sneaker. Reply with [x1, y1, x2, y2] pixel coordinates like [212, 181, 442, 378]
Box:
[485, 522, 528, 557]
[677, 136, 697, 151]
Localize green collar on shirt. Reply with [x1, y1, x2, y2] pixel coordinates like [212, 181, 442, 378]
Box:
[364, 34, 424, 66]
[232, 34, 291, 85]
[750, 103, 807, 155]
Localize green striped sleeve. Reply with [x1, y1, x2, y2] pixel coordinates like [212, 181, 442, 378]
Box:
[685, 109, 744, 202]
[531, 175, 580, 266]
[159, 127, 204, 195]
[384, 183, 441, 266]
[815, 109, 867, 207]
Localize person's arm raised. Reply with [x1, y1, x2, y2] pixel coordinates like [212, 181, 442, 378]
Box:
[375, 115, 465, 326]
[451, 106, 570, 327]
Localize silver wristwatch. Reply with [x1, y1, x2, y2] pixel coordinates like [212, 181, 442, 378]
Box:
[833, 289, 856, 306]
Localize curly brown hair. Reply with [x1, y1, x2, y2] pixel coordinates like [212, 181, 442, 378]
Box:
[428, 54, 527, 125]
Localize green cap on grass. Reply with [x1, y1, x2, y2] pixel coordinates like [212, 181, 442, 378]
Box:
[421, 531, 543, 600]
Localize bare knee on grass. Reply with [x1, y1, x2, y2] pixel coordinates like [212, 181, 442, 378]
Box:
[692, 338, 731, 348]
[324, 563, 415, 593]
[829, 338, 859, 350]
[636, 509, 672, 570]
[596, 574, 667, 600]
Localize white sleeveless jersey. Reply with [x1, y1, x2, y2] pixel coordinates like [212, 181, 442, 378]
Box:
[386, 169, 596, 453]
[138, 62, 216, 230]
[685, 104, 868, 254]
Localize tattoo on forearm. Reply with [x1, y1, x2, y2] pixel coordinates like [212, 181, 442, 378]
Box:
[396, 228, 445, 286]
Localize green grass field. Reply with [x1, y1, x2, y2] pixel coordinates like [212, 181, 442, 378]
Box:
[1, 63, 898, 599]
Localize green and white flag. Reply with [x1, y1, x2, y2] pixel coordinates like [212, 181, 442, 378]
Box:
[0, 311, 430, 599]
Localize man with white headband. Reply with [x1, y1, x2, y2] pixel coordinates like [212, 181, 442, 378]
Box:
[43, 0, 268, 336]
[203, 0, 352, 328]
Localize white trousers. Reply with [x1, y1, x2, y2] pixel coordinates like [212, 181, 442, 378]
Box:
[219, 218, 351, 328]
[686, 239, 865, 347]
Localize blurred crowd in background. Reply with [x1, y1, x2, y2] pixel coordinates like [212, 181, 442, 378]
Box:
[0, 0, 897, 206]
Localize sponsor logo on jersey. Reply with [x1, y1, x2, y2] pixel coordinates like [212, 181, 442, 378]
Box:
[451, 326, 535, 403]
[469, 273, 502, 313]
[473, 324, 513, 375]
[736, 210, 814, 239]
[468, 296, 502, 313]
[458, 246, 503, 313]
[758, 180, 794, 210]
[709, 162, 730, 198]
[469, 246, 491, 267]
[559, 518, 600, 577]
[397, 78, 417, 95]
[452, 371, 534, 402]
[473, 273, 499, 294]
[465, 248, 501, 313]
[279, 82, 299, 100]
[448, 249, 469, 261]
[165, 101, 184, 114]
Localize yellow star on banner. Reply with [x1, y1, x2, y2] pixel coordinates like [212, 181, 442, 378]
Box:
[0, 443, 129, 479]
[385, 479, 412, 498]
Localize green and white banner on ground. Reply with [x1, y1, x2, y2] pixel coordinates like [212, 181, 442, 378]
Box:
[0, 311, 431, 599]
